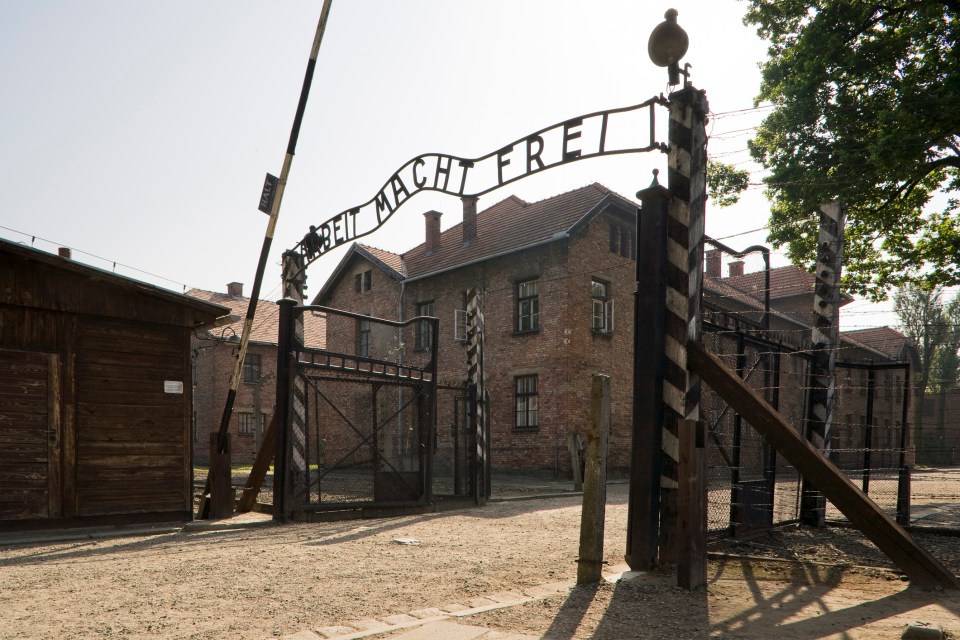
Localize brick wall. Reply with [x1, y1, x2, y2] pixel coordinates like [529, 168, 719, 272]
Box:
[316, 207, 638, 476]
[191, 340, 277, 465]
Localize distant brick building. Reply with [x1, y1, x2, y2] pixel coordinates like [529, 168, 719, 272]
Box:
[188, 284, 324, 465]
[312, 183, 916, 475]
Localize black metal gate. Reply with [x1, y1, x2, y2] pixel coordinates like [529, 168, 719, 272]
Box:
[275, 303, 438, 518]
[274, 302, 484, 519]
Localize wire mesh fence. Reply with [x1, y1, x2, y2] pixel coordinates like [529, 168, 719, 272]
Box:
[701, 239, 916, 537]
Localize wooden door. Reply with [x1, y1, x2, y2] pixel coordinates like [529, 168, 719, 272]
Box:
[0, 349, 61, 520]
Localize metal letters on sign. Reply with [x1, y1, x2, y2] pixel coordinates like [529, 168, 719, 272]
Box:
[259, 173, 279, 214]
[293, 98, 668, 265]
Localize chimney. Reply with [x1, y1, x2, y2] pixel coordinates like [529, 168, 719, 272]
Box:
[424, 210, 442, 255]
[706, 249, 721, 278]
[728, 261, 744, 278]
[58, 247, 71, 259]
[462, 196, 478, 245]
[227, 282, 244, 299]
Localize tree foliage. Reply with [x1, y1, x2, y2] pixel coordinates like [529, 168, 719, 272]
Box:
[707, 161, 751, 208]
[743, 1, 960, 299]
[895, 285, 950, 396]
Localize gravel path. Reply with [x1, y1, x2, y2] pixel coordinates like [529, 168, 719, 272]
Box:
[2, 484, 959, 640]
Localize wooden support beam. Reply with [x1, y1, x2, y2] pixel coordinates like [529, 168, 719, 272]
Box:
[687, 340, 959, 589]
[677, 419, 707, 590]
[578, 375, 610, 584]
[208, 433, 233, 520]
[568, 433, 584, 492]
[235, 411, 277, 514]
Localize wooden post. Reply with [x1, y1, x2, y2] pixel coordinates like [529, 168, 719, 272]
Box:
[235, 411, 277, 513]
[568, 433, 584, 491]
[578, 375, 611, 584]
[659, 84, 708, 563]
[677, 419, 707, 589]
[209, 433, 233, 519]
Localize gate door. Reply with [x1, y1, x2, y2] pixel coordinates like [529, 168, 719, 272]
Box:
[277, 305, 438, 517]
[0, 350, 60, 520]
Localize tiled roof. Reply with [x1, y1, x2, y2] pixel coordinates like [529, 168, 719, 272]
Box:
[723, 265, 815, 300]
[401, 183, 633, 280]
[841, 326, 911, 359]
[359, 244, 405, 277]
[720, 264, 855, 309]
[186, 289, 326, 349]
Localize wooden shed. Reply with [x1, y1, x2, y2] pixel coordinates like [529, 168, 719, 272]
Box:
[0, 239, 227, 530]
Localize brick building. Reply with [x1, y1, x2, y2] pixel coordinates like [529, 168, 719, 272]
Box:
[314, 184, 638, 475]
[312, 182, 916, 476]
[188, 283, 324, 465]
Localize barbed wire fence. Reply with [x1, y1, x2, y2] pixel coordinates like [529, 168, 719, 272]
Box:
[700, 245, 960, 538]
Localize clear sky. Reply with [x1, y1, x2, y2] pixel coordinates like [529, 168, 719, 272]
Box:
[0, 1, 897, 328]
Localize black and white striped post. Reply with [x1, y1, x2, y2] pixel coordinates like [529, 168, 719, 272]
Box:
[800, 201, 845, 527]
[198, 0, 335, 519]
[627, 8, 708, 569]
[659, 83, 708, 562]
[466, 286, 487, 504]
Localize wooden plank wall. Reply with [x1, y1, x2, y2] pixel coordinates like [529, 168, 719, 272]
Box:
[75, 319, 191, 516]
[0, 350, 54, 519]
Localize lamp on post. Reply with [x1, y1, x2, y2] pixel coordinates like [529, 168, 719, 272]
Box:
[648, 8, 689, 86]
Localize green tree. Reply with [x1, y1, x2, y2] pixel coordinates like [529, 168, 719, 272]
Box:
[929, 295, 960, 454]
[743, 1, 960, 299]
[707, 160, 751, 208]
[894, 284, 960, 458]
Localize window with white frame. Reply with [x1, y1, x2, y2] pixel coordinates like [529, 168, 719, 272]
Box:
[454, 309, 468, 341]
[517, 279, 539, 332]
[515, 374, 539, 429]
[591, 279, 614, 333]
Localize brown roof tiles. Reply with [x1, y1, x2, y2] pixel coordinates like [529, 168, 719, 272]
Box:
[401, 183, 632, 280]
[186, 289, 326, 349]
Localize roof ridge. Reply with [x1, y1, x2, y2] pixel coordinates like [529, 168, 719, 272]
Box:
[359, 243, 402, 257]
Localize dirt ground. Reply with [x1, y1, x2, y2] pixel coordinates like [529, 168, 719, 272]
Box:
[1, 484, 959, 640]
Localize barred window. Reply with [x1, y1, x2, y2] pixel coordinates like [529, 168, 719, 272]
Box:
[242, 354, 261, 383]
[238, 411, 254, 435]
[357, 317, 371, 358]
[517, 279, 540, 332]
[515, 375, 539, 429]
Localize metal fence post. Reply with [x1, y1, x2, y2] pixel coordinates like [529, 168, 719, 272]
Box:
[862, 368, 876, 494]
[626, 175, 669, 571]
[800, 201, 845, 527]
[273, 298, 297, 522]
